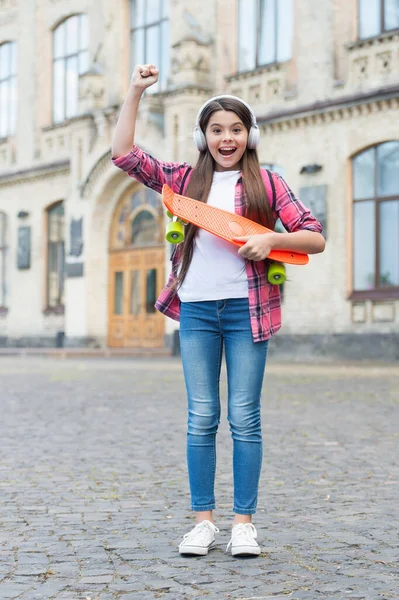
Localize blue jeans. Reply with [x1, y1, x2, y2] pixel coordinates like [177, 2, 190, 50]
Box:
[179, 298, 269, 515]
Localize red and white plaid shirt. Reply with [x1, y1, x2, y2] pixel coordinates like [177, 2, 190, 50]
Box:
[112, 146, 323, 342]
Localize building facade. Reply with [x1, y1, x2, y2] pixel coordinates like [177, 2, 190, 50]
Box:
[0, 0, 398, 357]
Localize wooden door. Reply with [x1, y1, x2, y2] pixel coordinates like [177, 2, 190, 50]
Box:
[108, 247, 165, 348]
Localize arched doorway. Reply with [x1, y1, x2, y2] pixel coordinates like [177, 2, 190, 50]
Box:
[108, 184, 165, 348]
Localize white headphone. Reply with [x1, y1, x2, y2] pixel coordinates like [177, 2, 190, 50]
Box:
[193, 95, 260, 151]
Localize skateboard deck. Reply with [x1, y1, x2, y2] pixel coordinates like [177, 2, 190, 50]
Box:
[162, 184, 309, 266]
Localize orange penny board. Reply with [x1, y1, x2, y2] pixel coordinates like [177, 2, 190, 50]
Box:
[162, 184, 309, 266]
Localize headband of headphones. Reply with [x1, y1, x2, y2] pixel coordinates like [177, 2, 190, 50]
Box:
[193, 95, 260, 151]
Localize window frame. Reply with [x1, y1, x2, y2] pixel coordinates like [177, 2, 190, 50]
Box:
[0, 41, 17, 139]
[350, 142, 399, 301]
[237, 0, 293, 73]
[358, 0, 399, 40]
[129, 0, 169, 93]
[0, 212, 8, 309]
[46, 202, 65, 311]
[52, 14, 89, 124]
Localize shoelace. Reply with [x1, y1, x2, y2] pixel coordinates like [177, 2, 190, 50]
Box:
[181, 520, 219, 545]
[226, 523, 258, 551]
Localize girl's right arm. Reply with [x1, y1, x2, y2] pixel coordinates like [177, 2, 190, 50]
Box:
[112, 64, 191, 194]
[112, 64, 159, 159]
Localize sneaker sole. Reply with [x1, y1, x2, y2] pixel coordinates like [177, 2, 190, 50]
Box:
[179, 541, 216, 556]
[230, 545, 261, 556]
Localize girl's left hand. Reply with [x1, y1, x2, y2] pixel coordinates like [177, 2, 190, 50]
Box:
[234, 233, 275, 261]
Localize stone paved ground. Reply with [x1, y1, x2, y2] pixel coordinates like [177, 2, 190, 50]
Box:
[0, 356, 398, 600]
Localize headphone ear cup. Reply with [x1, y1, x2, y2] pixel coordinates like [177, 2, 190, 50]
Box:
[247, 125, 260, 150]
[193, 126, 207, 151]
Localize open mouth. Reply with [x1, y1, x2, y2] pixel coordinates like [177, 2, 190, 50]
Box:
[218, 147, 237, 157]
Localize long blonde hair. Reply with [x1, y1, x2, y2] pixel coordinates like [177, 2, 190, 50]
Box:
[175, 97, 275, 289]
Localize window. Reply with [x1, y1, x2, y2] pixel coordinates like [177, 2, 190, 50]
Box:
[359, 0, 399, 39]
[47, 203, 65, 308]
[238, 0, 293, 72]
[352, 142, 399, 295]
[130, 0, 169, 92]
[53, 14, 88, 123]
[111, 186, 162, 250]
[0, 42, 17, 138]
[0, 213, 8, 308]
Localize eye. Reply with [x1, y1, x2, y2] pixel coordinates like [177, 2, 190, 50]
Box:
[233, 128, 242, 133]
[212, 128, 221, 134]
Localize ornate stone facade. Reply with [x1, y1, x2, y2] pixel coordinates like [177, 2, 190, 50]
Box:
[0, 0, 397, 355]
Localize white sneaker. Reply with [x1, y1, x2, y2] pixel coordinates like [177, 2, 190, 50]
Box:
[178, 520, 219, 555]
[226, 523, 261, 556]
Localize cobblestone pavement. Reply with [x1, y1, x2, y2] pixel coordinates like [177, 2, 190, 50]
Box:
[0, 356, 398, 600]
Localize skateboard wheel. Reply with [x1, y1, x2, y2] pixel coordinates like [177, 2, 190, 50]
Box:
[166, 221, 184, 243]
[166, 210, 174, 219]
[268, 263, 286, 285]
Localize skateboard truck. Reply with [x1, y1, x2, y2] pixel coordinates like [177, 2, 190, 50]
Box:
[165, 210, 186, 243]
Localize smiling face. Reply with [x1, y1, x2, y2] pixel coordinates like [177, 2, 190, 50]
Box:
[204, 110, 249, 172]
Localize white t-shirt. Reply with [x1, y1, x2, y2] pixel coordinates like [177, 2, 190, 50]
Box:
[178, 170, 248, 302]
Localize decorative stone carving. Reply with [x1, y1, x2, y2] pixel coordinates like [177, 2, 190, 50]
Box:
[78, 63, 105, 113]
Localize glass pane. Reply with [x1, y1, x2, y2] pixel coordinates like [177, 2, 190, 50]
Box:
[66, 16, 79, 54]
[129, 270, 141, 315]
[238, 0, 256, 71]
[377, 141, 399, 197]
[0, 82, 8, 138]
[384, 0, 399, 30]
[48, 204, 64, 242]
[114, 272, 124, 315]
[58, 242, 65, 305]
[131, 28, 145, 66]
[0, 249, 5, 307]
[79, 14, 89, 50]
[353, 148, 375, 199]
[379, 201, 399, 287]
[146, 187, 159, 209]
[354, 201, 376, 290]
[259, 0, 276, 65]
[131, 0, 145, 27]
[162, 0, 169, 18]
[131, 190, 142, 211]
[277, 0, 293, 62]
[53, 59, 65, 123]
[359, 0, 381, 38]
[79, 50, 89, 75]
[146, 0, 160, 23]
[160, 20, 169, 89]
[131, 210, 158, 245]
[146, 25, 160, 65]
[53, 24, 65, 59]
[146, 269, 156, 313]
[9, 77, 17, 135]
[0, 43, 10, 79]
[0, 213, 5, 245]
[65, 56, 78, 118]
[10, 42, 17, 76]
[145, 25, 160, 92]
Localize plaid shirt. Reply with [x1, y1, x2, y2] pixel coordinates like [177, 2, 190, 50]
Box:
[112, 146, 323, 342]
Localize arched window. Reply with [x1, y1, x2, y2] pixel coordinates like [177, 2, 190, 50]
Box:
[111, 186, 162, 250]
[0, 212, 8, 308]
[0, 42, 17, 138]
[47, 202, 65, 309]
[352, 142, 399, 296]
[130, 0, 169, 92]
[53, 14, 88, 123]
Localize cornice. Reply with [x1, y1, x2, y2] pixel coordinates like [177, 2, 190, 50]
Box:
[0, 160, 70, 187]
[258, 84, 399, 131]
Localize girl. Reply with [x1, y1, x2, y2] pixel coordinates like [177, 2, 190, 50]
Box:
[112, 64, 325, 557]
